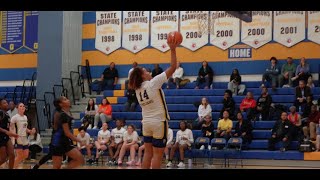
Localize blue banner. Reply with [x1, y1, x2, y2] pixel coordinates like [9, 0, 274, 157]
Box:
[24, 11, 38, 51]
[0, 11, 24, 53]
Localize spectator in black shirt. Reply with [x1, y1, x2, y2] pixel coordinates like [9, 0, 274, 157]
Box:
[195, 61, 214, 89]
[228, 69, 246, 96]
[220, 90, 235, 120]
[256, 87, 272, 120]
[151, 64, 163, 78]
[233, 112, 253, 149]
[124, 89, 138, 112]
[97, 62, 119, 94]
[268, 112, 293, 152]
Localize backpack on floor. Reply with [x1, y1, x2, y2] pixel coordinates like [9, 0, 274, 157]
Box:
[299, 140, 316, 152]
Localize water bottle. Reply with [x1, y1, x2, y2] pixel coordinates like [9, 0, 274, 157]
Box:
[299, 106, 302, 113]
[259, 114, 262, 121]
[188, 158, 192, 168]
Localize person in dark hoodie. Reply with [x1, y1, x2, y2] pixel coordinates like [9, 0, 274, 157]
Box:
[256, 87, 273, 120]
[195, 61, 214, 89]
[233, 112, 253, 149]
[228, 68, 246, 96]
[261, 56, 280, 90]
[219, 90, 235, 120]
[268, 112, 293, 152]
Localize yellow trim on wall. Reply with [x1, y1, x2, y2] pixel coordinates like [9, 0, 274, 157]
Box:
[0, 53, 37, 68]
[82, 24, 96, 39]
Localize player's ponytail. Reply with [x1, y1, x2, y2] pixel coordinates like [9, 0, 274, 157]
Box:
[128, 67, 144, 90]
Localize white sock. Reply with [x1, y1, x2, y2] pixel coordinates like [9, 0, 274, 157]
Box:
[166, 155, 169, 160]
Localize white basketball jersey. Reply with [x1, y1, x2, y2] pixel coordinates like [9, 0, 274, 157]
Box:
[136, 72, 170, 123]
[11, 114, 28, 137]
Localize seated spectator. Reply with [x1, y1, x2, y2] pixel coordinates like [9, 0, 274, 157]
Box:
[216, 111, 233, 140]
[292, 57, 311, 84]
[93, 98, 112, 129]
[152, 64, 163, 78]
[81, 98, 98, 129]
[294, 80, 312, 111]
[256, 87, 272, 120]
[117, 125, 139, 166]
[164, 127, 174, 162]
[301, 95, 313, 121]
[7, 100, 18, 120]
[228, 68, 246, 96]
[125, 62, 138, 90]
[240, 92, 257, 121]
[220, 90, 235, 120]
[316, 121, 320, 151]
[279, 57, 297, 88]
[268, 112, 293, 151]
[166, 121, 194, 168]
[124, 89, 138, 112]
[77, 127, 94, 164]
[306, 76, 315, 88]
[167, 61, 184, 89]
[93, 123, 110, 164]
[96, 62, 119, 94]
[199, 115, 214, 150]
[261, 57, 280, 90]
[233, 112, 253, 149]
[28, 128, 43, 161]
[287, 106, 303, 141]
[193, 97, 212, 129]
[195, 61, 213, 89]
[108, 119, 126, 164]
[302, 105, 319, 141]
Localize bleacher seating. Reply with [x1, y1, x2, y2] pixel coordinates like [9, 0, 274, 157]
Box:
[72, 81, 320, 161]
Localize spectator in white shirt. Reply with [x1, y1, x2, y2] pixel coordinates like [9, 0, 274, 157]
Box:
[167, 61, 184, 89]
[108, 119, 126, 164]
[166, 121, 194, 168]
[93, 123, 110, 164]
[76, 127, 94, 164]
[81, 98, 98, 129]
[117, 125, 139, 166]
[125, 62, 138, 90]
[28, 128, 43, 161]
[7, 101, 18, 120]
[194, 97, 212, 129]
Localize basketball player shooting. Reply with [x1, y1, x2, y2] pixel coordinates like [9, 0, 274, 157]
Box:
[128, 31, 182, 169]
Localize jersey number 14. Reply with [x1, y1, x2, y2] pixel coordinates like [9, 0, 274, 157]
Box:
[139, 90, 149, 102]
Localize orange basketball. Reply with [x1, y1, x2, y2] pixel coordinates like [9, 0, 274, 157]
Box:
[167, 31, 183, 45]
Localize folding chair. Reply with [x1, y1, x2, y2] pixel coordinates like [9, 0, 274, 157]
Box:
[209, 138, 227, 167]
[194, 137, 210, 166]
[226, 137, 243, 168]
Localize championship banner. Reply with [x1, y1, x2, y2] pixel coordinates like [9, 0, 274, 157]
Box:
[180, 11, 209, 51]
[0, 11, 24, 53]
[151, 11, 178, 52]
[210, 11, 240, 50]
[241, 11, 272, 49]
[308, 11, 320, 45]
[122, 11, 150, 53]
[95, 11, 122, 55]
[24, 11, 38, 52]
[273, 11, 305, 47]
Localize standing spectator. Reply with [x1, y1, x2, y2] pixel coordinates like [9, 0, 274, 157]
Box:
[240, 92, 257, 121]
[287, 106, 303, 141]
[194, 97, 212, 129]
[195, 61, 214, 89]
[268, 112, 293, 152]
[279, 57, 297, 88]
[151, 64, 163, 78]
[261, 57, 280, 90]
[292, 57, 311, 84]
[216, 111, 233, 140]
[28, 128, 43, 161]
[233, 112, 253, 149]
[220, 90, 235, 120]
[228, 68, 245, 96]
[117, 125, 139, 166]
[108, 119, 126, 164]
[166, 121, 194, 168]
[256, 87, 272, 120]
[76, 127, 94, 164]
[167, 61, 184, 89]
[164, 127, 174, 162]
[125, 62, 138, 90]
[302, 105, 319, 141]
[97, 62, 118, 94]
[93, 123, 110, 164]
[199, 115, 214, 150]
[124, 89, 138, 112]
[93, 98, 112, 129]
[7, 101, 18, 120]
[294, 80, 312, 111]
[81, 98, 98, 129]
